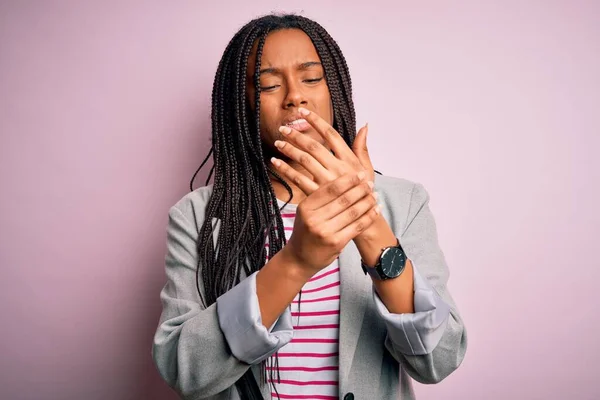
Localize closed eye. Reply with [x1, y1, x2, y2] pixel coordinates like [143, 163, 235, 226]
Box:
[304, 77, 324, 84]
[260, 85, 280, 91]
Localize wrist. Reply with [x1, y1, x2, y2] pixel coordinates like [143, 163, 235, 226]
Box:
[278, 246, 315, 284]
[355, 215, 395, 245]
[354, 216, 397, 267]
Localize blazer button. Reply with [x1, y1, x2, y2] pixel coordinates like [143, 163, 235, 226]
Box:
[344, 393, 354, 400]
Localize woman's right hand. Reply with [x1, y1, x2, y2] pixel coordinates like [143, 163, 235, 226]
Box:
[283, 171, 381, 276]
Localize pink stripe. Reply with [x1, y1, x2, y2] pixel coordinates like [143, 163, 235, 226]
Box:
[284, 227, 293, 231]
[270, 394, 337, 400]
[276, 352, 338, 358]
[268, 379, 338, 386]
[293, 323, 339, 330]
[292, 295, 340, 304]
[266, 366, 339, 372]
[281, 213, 296, 218]
[290, 338, 338, 343]
[308, 267, 340, 282]
[291, 310, 339, 317]
[301, 281, 340, 294]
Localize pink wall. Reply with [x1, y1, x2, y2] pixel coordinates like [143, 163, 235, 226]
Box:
[1, 1, 598, 399]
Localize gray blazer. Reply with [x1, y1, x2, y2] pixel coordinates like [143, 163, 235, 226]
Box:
[152, 174, 467, 399]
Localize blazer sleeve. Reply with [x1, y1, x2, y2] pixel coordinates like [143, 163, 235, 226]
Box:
[151, 203, 293, 399]
[376, 183, 468, 384]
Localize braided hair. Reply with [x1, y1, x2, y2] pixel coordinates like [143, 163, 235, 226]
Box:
[189, 14, 357, 399]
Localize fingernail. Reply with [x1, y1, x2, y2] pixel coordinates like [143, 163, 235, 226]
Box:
[274, 140, 285, 149]
[372, 192, 379, 200]
[367, 181, 374, 189]
[375, 205, 382, 214]
[298, 107, 310, 116]
[357, 171, 366, 180]
[271, 157, 281, 167]
[279, 126, 292, 135]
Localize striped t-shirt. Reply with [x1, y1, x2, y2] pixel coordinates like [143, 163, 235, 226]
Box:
[266, 200, 341, 400]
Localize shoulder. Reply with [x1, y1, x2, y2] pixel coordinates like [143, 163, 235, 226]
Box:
[168, 185, 214, 222]
[374, 174, 429, 206]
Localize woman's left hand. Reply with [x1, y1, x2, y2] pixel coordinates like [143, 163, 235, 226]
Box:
[271, 107, 375, 194]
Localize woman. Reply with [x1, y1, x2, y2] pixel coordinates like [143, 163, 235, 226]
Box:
[152, 14, 467, 400]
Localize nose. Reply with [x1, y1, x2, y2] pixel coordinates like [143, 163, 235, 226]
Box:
[283, 80, 308, 109]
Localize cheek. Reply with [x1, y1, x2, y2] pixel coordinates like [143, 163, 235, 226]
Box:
[259, 98, 280, 129]
[317, 87, 334, 125]
[258, 103, 283, 145]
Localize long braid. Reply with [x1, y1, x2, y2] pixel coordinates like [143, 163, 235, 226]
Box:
[298, 18, 357, 147]
[189, 14, 357, 399]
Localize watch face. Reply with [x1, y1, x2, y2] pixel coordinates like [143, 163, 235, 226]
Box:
[380, 246, 406, 278]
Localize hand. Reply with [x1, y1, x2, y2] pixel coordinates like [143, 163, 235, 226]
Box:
[271, 108, 386, 244]
[279, 171, 380, 276]
[271, 107, 375, 193]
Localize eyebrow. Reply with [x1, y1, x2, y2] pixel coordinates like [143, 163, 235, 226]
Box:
[259, 61, 322, 75]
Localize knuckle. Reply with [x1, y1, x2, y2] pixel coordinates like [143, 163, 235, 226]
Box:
[297, 203, 306, 214]
[307, 225, 319, 236]
[338, 195, 350, 207]
[304, 216, 316, 228]
[293, 175, 302, 186]
[348, 207, 359, 220]
[355, 221, 366, 233]
[325, 127, 338, 137]
[306, 142, 320, 152]
[327, 183, 340, 197]
[316, 229, 329, 240]
[327, 237, 340, 248]
[299, 154, 310, 165]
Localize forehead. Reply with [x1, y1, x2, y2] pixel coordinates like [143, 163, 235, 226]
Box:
[248, 29, 320, 73]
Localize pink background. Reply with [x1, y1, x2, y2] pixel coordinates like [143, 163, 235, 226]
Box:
[1, 1, 598, 399]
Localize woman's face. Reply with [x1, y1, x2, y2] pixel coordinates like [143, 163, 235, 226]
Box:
[246, 28, 334, 158]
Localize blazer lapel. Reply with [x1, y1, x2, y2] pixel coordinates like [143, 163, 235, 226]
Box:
[338, 240, 371, 387]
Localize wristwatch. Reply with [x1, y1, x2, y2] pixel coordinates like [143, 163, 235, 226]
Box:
[361, 239, 407, 280]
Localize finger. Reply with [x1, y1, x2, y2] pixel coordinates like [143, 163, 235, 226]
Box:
[318, 180, 377, 221]
[279, 125, 338, 170]
[271, 157, 319, 195]
[352, 123, 374, 172]
[297, 107, 355, 161]
[326, 190, 379, 232]
[274, 139, 334, 184]
[303, 171, 368, 210]
[337, 204, 381, 243]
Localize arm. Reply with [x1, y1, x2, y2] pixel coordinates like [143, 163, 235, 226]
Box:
[151, 205, 293, 399]
[354, 215, 416, 314]
[255, 247, 313, 328]
[371, 183, 468, 384]
[262, 108, 467, 383]
[152, 172, 380, 397]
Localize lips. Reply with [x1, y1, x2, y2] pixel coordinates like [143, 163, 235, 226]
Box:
[286, 118, 311, 132]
